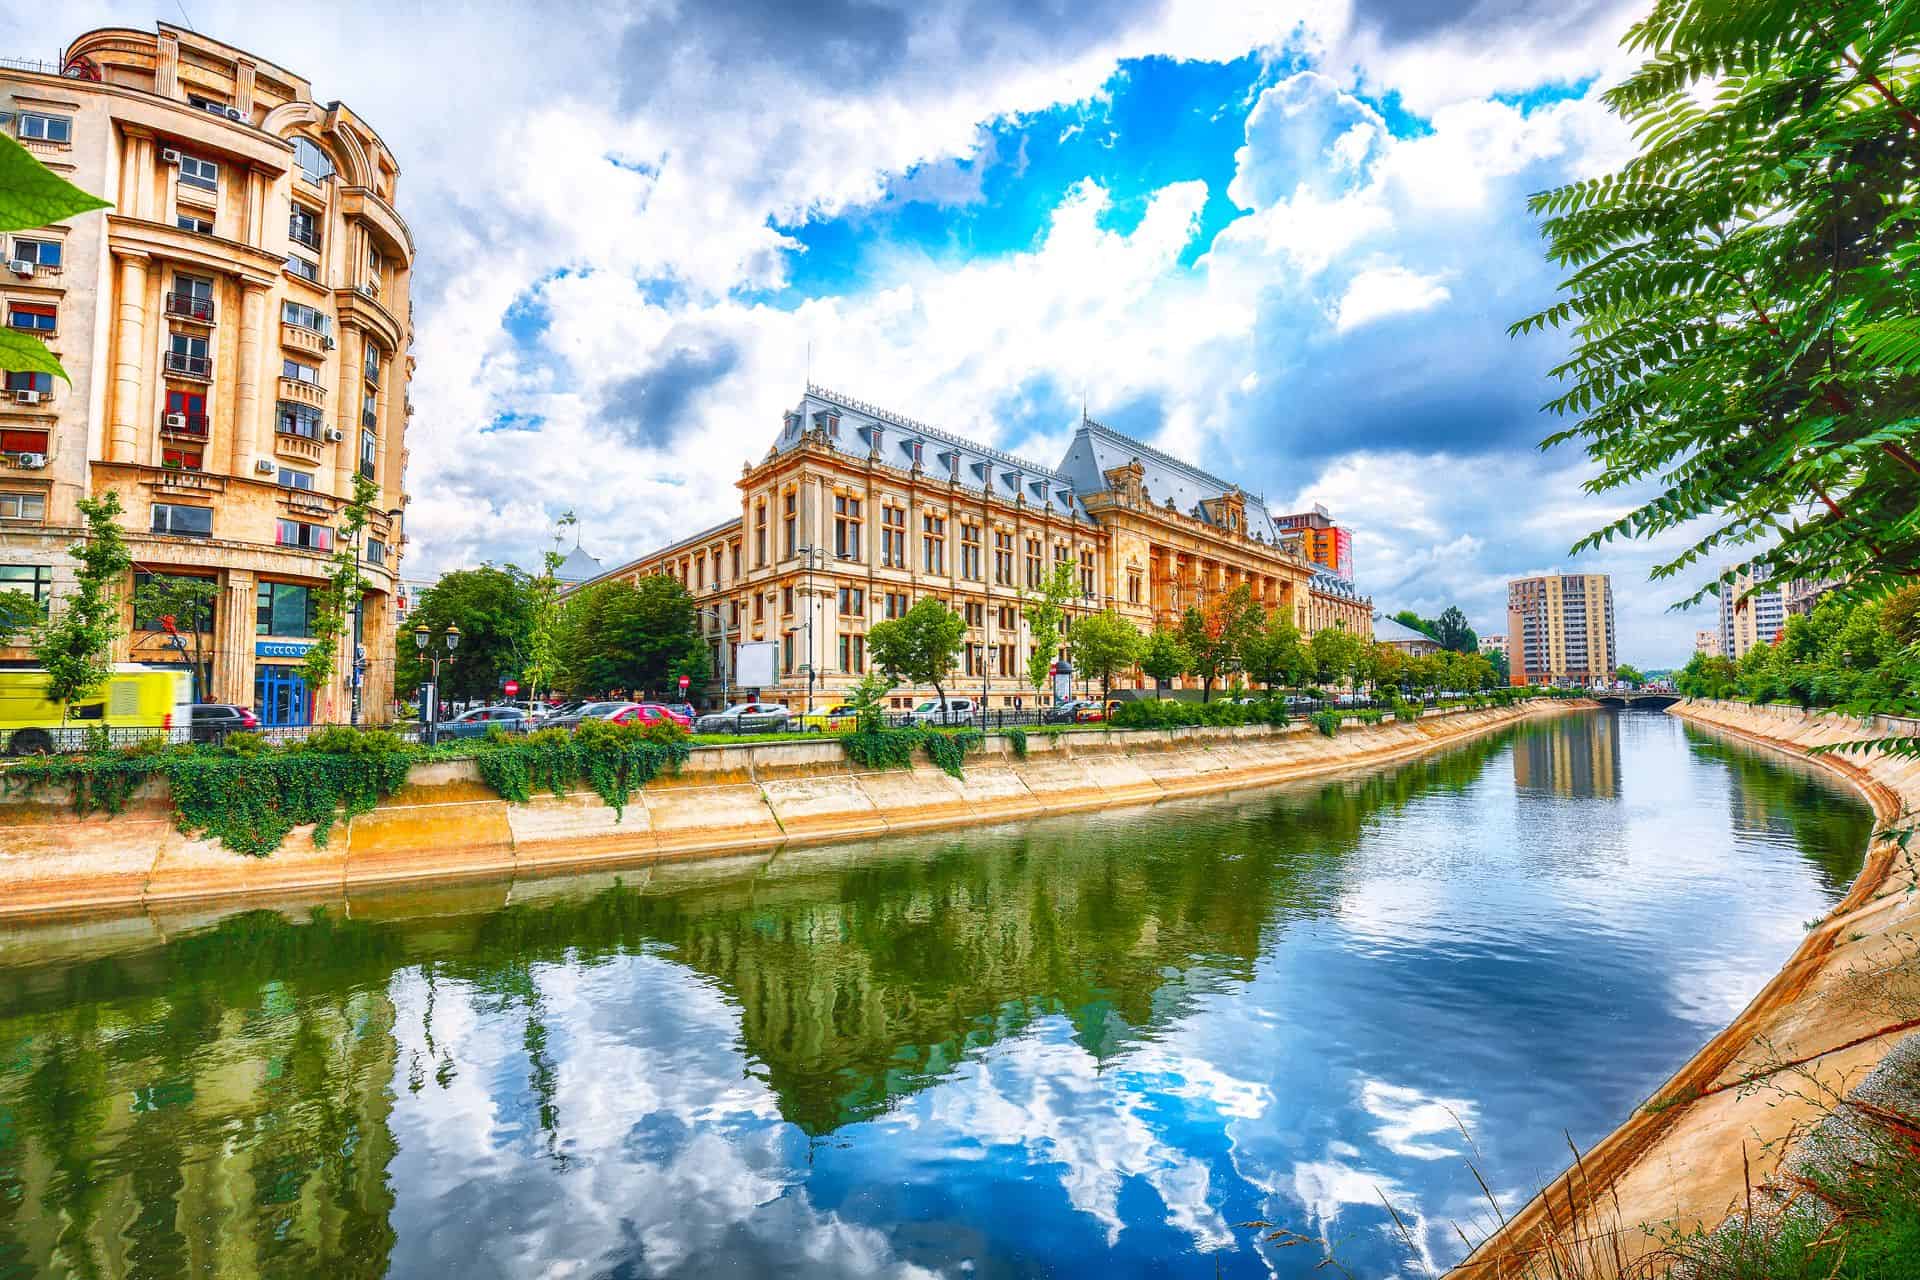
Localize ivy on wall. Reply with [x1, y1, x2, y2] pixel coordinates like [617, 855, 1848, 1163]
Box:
[471, 719, 689, 818]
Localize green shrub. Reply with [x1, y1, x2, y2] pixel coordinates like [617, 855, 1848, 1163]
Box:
[1392, 699, 1420, 723]
[1006, 727, 1028, 759]
[841, 726, 921, 771]
[1311, 710, 1341, 737]
[922, 728, 982, 779]
[471, 720, 687, 818]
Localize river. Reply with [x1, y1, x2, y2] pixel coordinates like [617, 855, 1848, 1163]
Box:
[0, 710, 1875, 1278]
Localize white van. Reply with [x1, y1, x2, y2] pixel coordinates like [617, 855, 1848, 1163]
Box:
[909, 697, 976, 727]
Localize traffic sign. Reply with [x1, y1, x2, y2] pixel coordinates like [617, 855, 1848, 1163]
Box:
[504, 679, 520, 697]
[678, 675, 691, 690]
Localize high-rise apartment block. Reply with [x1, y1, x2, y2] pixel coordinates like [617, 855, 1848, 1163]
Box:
[1506, 572, 1616, 686]
[1718, 571, 1785, 662]
[1272, 505, 1354, 582]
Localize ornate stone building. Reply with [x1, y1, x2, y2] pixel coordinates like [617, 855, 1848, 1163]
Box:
[578, 386, 1371, 708]
[0, 24, 412, 723]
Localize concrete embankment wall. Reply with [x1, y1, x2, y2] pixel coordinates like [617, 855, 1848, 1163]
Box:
[1461, 699, 1920, 1277]
[0, 701, 1578, 918]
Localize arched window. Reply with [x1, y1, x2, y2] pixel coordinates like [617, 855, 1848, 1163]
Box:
[292, 137, 335, 185]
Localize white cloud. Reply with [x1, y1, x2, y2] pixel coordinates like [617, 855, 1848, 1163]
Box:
[1334, 264, 1452, 332]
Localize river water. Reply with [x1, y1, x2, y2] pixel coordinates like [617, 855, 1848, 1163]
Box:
[0, 711, 1875, 1279]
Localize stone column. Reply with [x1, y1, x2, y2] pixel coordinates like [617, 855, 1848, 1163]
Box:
[217, 570, 257, 706]
[231, 280, 269, 476]
[108, 251, 151, 464]
[334, 328, 362, 497]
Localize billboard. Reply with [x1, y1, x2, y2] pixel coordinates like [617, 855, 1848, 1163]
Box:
[735, 640, 779, 690]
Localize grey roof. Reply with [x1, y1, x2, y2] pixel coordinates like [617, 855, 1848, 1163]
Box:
[1056, 418, 1283, 544]
[775, 385, 1092, 521]
[553, 544, 603, 584]
[1374, 615, 1436, 645]
[1311, 569, 1368, 601]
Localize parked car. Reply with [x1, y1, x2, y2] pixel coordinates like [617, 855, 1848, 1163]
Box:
[661, 702, 698, 724]
[438, 705, 534, 739]
[607, 702, 692, 729]
[694, 702, 792, 734]
[190, 702, 259, 743]
[909, 697, 976, 726]
[541, 701, 629, 732]
[796, 704, 862, 732]
[1043, 699, 1104, 724]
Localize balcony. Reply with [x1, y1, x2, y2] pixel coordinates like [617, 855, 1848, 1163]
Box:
[163, 351, 212, 381]
[160, 412, 209, 440]
[274, 428, 325, 465]
[288, 221, 321, 252]
[277, 375, 326, 409]
[164, 292, 215, 324]
[361, 404, 378, 431]
[280, 321, 329, 356]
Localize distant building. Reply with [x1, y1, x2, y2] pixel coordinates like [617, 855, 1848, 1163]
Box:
[1272, 504, 1354, 581]
[1695, 629, 1722, 659]
[1480, 633, 1508, 658]
[1375, 615, 1440, 657]
[1507, 572, 1617, 686]
[1719, 570, 1785, 661]
[552, 543, 603, 585]
[1785, 577, 1842, 617]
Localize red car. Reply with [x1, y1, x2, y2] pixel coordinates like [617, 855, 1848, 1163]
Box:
[608, 702, 692, 729]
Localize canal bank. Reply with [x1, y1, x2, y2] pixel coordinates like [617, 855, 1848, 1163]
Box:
[0, 700, 1589, 918]
[1461, 698, 1920, 1277]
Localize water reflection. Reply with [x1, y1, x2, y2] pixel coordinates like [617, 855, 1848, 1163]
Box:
[0, 713, 1874, 1278]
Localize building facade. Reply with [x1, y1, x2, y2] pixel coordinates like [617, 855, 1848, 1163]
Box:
[1272, 505, 1353, 582]
[1784, 576, 1842, 618]
[1374, 614, 1440, 657]
[1479, 633, 1508, 659]
[1694, 628, 1722, 659]
[1718, 570, 1786, 662]
[0, 25, 413, 723]
[575, 386, 1372, 709]
[1506, 572, 1616, 686]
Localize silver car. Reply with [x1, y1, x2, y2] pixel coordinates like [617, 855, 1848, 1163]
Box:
[693, 701, 791, 733]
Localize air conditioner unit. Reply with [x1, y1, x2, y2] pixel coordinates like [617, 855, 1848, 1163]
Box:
[161, 147, 182, 165]
[13, 389, 42, 405]
[321, 335, 336, 350]
[164, 412, 187, 429]
[323, 427, 344, 442]
[255, 458, 276, 475]
[357, 281, 378, 299]
[17, 453, 46, 470]
[8, 259, 34, 277]
[225, 106, 242, 121]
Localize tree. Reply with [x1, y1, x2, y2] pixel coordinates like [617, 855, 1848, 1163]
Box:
[865, 597, 966, 712]
[1066, 610, 1141, 699]
[1514, 1, 1920, 621]
[1138, 625, 1190, 697]
[133, 574, 220, 701]
[0, 134, 109, 384]
[1309, 626, 1364, 690]
[1486, 646, 1511, 684]
[1433, 606, 1477, 654]
[394, 566, 534, 703]
[1178, 584, 1264, 702]
[1615, 664, 1647, 689]
[1392, 609, 1435, 639]
[34, 491, 132, 705]
[522, 510, 576, 704]
[555, 573, 704, 698]
[1022, 563, 1078, 699]
[1365, 641, 1406, 695]
[299, 474, 379, 722]
[1242, 610, 1306, 694]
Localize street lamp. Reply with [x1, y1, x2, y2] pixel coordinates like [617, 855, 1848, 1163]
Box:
[413, 622, 460, 746]
[794, 543, 826, 715]
[696, 605, 732, 709]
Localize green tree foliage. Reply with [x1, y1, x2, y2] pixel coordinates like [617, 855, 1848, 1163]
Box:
[1515, 1, 1920, 615]
[1242, 611, 1307, 693]
[0, 589, 38, 636]
[34, 491, 132, 705]
[1486, 645, 1511, 683]
[1432, 605, 1478, 654]
[1309, 626, 1365, 689]
[865, 596, 966, 709]
[1676, 586, 1918, 712]
[554, 573, 705, 698]
[298, 474, 380, 718]
[1021, 563, 1078, 696]
[0, 133, 110, 381]
[1137, 625, 1191, 696]
[1066, 609, 1141, 698]
[394, 566, 535, 703]
[133, 574, 220, 700]
[1616, 663, 1648, 688]
[1178, 584, 1263, 701]
[523, 510, 576, 703]
[1391, 609, 1432, 638]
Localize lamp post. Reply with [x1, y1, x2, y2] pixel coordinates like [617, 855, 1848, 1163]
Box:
[412, 621, 460, 746]
[696, 605, 732, 709]
[793, 543, 826, 715]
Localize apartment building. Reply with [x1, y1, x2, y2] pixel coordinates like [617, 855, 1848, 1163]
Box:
[1718, 570, 1786, 662]
[1506, 572, 1616, 686]
[0, 24, 412, 723]
[1272, 504, 1354, 582]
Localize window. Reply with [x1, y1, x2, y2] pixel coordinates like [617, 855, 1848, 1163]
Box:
[754, 501, 767, 566]
[781, 490, 796, 558]
[281, 300, 332, 335]
[0, 564, 52, 612]
[4, 372, 51, 395]
[289, 205, 321, 251]
[730, 543, 741, 579]
[166, 332, 210, 377]
[368, 244, 384, 276]
[187, 94, 230, 114]
[9, 238, 61, 268]
[276, 519, 333, 551]
[922, 512, 946, 575]
[17, 113, 71, 144]
[782, 632, 795, 676]
[998, 643, 1016, 676]
[133, 572, 215, 631]
[1025, 537, 1042, 589]
[177, 214, 214, 235]
[7, 303, 55, 333]
[164, 389, 208, 437]
[782, 586, 794, 616]
[1127, 569, 1143, 605]
[839, 634, 864, 674]
[363, 345, 381, 386]
[282, 358, 320, 384]
[833, 495, 862, 560]
[277, 401, 324, 439]
[0, 492, 46, 522]
[996, 605, 1016, 630]
[880, 505, 906, 568]
[178, 154, 218, 191]
[993, 531, 1014, 586]
[152, 503, 213, 538]
[1081, 549, 1095, 597]
[960, 522, 982, 579]
[257, 582, 315, 636]
[293, 137, 335, 185]
[161, 446, 203, 471]
[837, 586, 864, 616]
[884, 591, 909, 620]
[754, 594, 765, 622]
[0, 427, 49, 454]
[964, 601, 984, 628]
[360, 429, 378, 480]
[287, 255, 320, 284]
[279, 468, 315, 490]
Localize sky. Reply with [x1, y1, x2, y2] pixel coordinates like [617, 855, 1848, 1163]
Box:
[7, 0, 1722, 664]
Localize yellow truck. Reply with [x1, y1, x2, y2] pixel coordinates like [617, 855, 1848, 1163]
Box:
[0, 665, 194, 754]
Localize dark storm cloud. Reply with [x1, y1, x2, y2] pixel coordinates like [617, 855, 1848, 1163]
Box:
[599, 342, 741, 449]
[1347, 0, 1623, 43]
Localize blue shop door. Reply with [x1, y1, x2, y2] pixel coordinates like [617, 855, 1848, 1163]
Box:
[255, 665, 311, 727]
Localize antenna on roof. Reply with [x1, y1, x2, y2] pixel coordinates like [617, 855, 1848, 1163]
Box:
[805, 339, 811, 388]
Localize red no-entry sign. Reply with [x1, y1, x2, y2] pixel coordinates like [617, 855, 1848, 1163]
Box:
[678, 675, 691, 690]
[504, 680, 520, 697]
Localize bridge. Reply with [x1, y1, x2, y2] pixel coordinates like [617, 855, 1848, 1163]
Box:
[1593, 691, 1681, 709]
